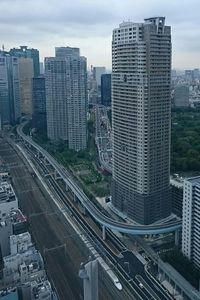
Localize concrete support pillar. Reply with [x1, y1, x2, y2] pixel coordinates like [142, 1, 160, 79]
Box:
[102, 225, 106, 241]
[175, 229, 180, 246]
[37, 149, 40, 159]
[158, 268, 165, 282]
[80, 204, 86, 215]
[79, 258, 99, 300]
[73, 193, 77, 202]
[54, 170, 61, 180]
[148, 234, 153, 240]
[174, 283, 177, 296]
[44, 157, 50, 165]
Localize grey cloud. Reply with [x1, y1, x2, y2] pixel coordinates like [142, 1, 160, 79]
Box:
[0, 0, 117, 26]
[1, 0, 200, 69]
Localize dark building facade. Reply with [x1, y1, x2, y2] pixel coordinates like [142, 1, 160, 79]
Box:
[10, 46, 40, 77]
[0, 52, 21, 126]
[101, 74, 111, 106]
[170, 179, 183, 218]
[32, 76, 46, 133]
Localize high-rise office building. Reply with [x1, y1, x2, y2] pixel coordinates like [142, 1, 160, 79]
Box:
[93, 67, 106, 87]
[111, 17, 171, 225]
[10, 46, 40, 77]
[193, 68, 199, 80]
[18, 58, 34, 115]
[40, 62, 44, 74]
[92, 66, 106, 104]
[101, 74, 111, 106]
[182, 177, 200, 268]
[45, 47, 87, 151]
[32, 76, 46, 132]
[174, 85, 189, 108]
[55, 46, 80, 58]
[185, 70, 193, 82]
[0, 52, 21, 125]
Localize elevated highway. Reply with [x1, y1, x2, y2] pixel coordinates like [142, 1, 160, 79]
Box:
[17, 122, 182, 235]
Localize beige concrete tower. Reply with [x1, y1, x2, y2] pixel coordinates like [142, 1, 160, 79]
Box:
[112, 17, 172, 225]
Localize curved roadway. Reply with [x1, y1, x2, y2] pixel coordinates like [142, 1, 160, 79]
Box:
[17, 123, 182, 235]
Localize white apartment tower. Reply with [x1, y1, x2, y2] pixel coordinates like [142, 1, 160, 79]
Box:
[182, 177, 200, 269]
[45, 58, 69, 141]
[45, 47, 87, 151]
[112, 17, 172, 224]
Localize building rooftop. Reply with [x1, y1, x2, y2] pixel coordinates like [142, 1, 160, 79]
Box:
[0, 182, 16, 205]
[185, 176, 200, 185]
[118, 21, 142, 28]
[170, 177, 184, 188]
[9, 209, 27, 224]
[3, 246, 45, 285]
[0, 288, 19, 300]
[10, 232, 32, 255]
[31, 278, 53, 299]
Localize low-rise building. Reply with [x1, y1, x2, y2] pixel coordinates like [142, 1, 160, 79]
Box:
[0, 219, 13, 258]
[3, 245, 45, 286]
[10, 232, 32, 255]
[0, 182, 18, 219]
[0, 175, 56, 299]
[0, 288, 19, 300]
[0, 210, 27, 258]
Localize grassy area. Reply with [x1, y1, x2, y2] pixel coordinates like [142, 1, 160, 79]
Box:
[31, 113, 111, 198]
[23, 107, 200, 196]
[161, 248, 200, 289]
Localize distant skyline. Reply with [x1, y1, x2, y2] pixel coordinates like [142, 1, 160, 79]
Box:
[1, 0, 200, 70]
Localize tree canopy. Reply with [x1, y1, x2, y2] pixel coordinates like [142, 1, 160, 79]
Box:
[171, 108, 200, 173]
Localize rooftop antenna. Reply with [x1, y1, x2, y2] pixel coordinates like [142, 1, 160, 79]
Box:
[2, 44, 4, 51]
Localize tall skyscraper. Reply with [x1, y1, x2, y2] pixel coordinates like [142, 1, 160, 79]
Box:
[92, 67, 106, 104]
[111, 17, 171, 225]
[45, 47, 87, 151]
[18, 58, 34, 115]
[0, 52, 21, 125]
[32, 76, 46, 132]
[67, 54, 87, 151]
[101, 74, 111, 106]
[45, 58, 68, 141]
[10, 46, 40, 77]
[182, 177, 200, 268]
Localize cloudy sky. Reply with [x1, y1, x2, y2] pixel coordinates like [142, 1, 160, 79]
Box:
[1, 0, 200, 70]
